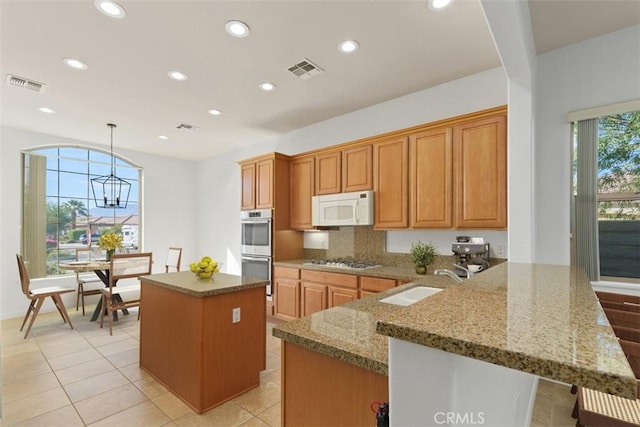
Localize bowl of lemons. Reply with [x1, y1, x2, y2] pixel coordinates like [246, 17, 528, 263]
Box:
[190, 256, 219, 280]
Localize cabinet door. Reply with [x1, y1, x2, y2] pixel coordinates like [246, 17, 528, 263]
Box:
[373, 136, 409, 229]
[360, 276, 395, 293]
[256, 158, 274, 209]
[240, 163, 256, 210]
[342, 145, 373, 192]
[290, 157, 315, 230]
[315, 151, 341, 195]
[454, 115, 507, 228]
[274, 278, 300, 321]
[328, 286, 359, 308]
[301, 282, 327, 316]
[410, 127, 453, 228]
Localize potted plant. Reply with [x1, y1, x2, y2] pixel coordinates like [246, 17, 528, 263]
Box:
[410, 241, 437, 274]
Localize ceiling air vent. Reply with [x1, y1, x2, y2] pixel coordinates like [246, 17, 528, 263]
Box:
[6, 74, 46, 92]
[175, 123, 199, 132]
[287, 58, 324, 80]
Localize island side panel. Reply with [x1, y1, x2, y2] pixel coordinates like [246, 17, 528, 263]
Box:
[139, 281, 204, 410]
[201, 286, 266, 411]
[282, 342, 389, 426]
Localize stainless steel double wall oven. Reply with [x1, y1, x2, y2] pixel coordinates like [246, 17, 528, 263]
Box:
[240, 209, 272, 298]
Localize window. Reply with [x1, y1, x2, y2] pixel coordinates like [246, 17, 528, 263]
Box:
[22, 146, 141, 278]
[572, 111, 640, 281]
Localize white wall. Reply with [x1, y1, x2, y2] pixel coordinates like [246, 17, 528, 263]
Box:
[534, 25, 640, 264]
[0, 128, 198, 319]
[196, 67, 508, 276]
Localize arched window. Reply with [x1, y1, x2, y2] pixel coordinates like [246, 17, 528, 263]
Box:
[22, 146, 142, 278]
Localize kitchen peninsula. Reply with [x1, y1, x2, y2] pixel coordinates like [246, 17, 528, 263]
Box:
[139, 271, 268, 414]
[273, 262, 636, 426]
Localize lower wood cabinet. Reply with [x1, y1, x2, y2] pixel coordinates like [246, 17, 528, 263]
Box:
[301, 282, 327, 316]
[328, 286, 359, 308]
[274, 267, 300, 321]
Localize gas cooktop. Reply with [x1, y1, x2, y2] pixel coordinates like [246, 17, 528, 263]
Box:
[303, 258, 382, 270]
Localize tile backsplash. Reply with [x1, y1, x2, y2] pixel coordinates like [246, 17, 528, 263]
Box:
[303, 226, 506, 270]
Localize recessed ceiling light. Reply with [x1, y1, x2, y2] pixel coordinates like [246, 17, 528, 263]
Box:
[38, 107, 55, 114]
[158, 135, 168, 140]
[95, 0, 126, 19]
[208, 109, 223, 116]
[338, 40, 360, 54]
[428, 0, 454, 10]
[225, 20, 250, 38]
[259, 82, 276, 91]
[62, 57, 88, 70]
[168, 71, 188, 81]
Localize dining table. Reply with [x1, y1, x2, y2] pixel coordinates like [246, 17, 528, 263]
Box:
[59, 260, 130, 321]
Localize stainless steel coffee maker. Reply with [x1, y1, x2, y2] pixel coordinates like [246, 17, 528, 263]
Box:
[451, 236, 490, 275]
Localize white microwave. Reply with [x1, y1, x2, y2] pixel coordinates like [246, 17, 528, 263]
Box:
[312, 190, 374, 226]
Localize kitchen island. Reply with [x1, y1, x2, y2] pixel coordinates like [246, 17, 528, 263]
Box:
[139, 271, 268, 414]
[273, 262, 636, 426]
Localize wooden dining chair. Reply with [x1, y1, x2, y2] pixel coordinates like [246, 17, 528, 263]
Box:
[75, 248, 104, 315]
[573, 291, 640, 426]
[165, 247, 182, 272]
[16, 254, 75, 339]
[100, 252, 153, 335]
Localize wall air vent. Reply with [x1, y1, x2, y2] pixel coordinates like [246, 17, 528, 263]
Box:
[6, 74, 46, 92]
[287, 58, 324, 80]
[175, 123, 199, 132]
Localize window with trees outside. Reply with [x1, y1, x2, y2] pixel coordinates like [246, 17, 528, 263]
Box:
[574, 111, 640, 281]
[22, 146, 141, 278]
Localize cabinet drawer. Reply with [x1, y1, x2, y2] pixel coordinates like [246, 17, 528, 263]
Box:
[301, 270, 358, 289]
[360, 276, 396, 292]
[274, 266, 300, 280]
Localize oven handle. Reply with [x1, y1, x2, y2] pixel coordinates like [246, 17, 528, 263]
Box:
[241, 255, 271, 262]
[241, 219, 271, 224]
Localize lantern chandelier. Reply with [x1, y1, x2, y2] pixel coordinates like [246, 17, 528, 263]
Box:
[91, 123, 131, 209]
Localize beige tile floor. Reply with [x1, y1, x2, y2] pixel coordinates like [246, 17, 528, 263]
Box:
[1, 305, 575, 426]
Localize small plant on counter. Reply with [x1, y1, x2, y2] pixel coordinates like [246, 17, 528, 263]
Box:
[410, 241, 437, 274]
[190, 256, 219, 280]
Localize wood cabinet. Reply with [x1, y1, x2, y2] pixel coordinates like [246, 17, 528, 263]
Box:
[238, 153, 289, 212]
[454, 115, 507, 228]
[282, 342, 389, 426]
[240, 163, 256, 210]
[409, 127, 453, 228]
[301, 282, 327, 316]
[315, 151, 341, 195]
[274, 267, 300, 321]
[342, 145, 373, 192]
[361, 276, 396, 293]
[373, 136, 409, 229]
[289, 156, 315, 230]
[328, 286, 359, 307]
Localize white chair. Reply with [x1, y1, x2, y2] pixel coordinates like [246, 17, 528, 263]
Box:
[75, 248, 104, 315]
[165, 247, 182, 272]
[16, 254, 75, 339]
[99, 252, 153, 335]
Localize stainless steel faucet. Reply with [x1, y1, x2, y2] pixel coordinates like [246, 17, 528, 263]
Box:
[453, 264, 474, 279]
[433, 268, 464, 283]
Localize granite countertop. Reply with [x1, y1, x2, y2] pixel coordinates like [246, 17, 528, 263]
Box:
[273, 258, 458, 284]
[273, 262, 637, 399]
[140, 271, 268, 298]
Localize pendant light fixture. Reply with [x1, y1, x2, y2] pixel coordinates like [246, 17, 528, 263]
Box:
[91, 123, 131, 208]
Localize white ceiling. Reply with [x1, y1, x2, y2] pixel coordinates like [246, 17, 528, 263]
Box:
[1, 1, 638, 161]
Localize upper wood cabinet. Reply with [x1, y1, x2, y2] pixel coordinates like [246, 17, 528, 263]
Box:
[290, 156, 315, 230]
[409, 127, 453, 228]
[373, 136, 409, 229]
[240, 163, 256, 210]
[342, 145, 373, 192]
[454, 115, 507, 228]
[255, 157, 274, 209]
[315, 151, 341, 195]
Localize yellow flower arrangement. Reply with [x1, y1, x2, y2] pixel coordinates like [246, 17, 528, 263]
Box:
[98, 233, 123, 260]
[98, 233, 123, 251]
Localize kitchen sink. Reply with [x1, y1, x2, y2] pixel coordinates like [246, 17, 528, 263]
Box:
[379, 286, 443, 306]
